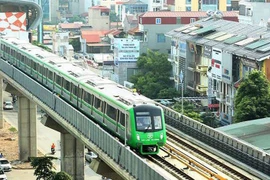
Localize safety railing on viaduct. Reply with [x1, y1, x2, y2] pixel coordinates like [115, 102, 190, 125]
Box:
[0, 59, 167, 180]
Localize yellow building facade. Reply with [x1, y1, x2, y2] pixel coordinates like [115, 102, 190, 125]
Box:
[175, 0, 228, 11]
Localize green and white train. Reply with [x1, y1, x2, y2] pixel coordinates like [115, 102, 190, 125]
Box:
[0, 37, 167, 155]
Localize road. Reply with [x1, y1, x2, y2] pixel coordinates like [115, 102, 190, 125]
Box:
[3, 92, 102, 180]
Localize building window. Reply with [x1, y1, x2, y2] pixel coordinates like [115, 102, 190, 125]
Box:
[156, 18, 161, 24]
[186, 7, 191, 11]
[190, 18, 196, 23]
[157, 33, 165, 43]
[186, 0, 191, 4]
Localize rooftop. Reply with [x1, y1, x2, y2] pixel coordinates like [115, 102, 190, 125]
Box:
[217, 118, 270, 153]
[140, 11, 238, 18]
[166, 18, 270, 60]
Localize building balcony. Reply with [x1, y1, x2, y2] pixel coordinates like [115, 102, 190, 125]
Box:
[216, 92, 225, 102]
[168, 57, 173, 62]
[196, 84, 207, 93]
[221, 112, 233, 124]
[187, 62, 195, 71]
[174, 75, 179, 82]
[187, 81, 195, 91]
[196, 65, 208, 72]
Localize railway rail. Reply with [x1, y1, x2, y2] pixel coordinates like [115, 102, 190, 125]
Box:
[165, 131, 259, 180]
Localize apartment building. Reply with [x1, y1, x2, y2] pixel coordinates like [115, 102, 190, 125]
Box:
[238, 0, 270, 26]
[88, 6, 110, 30]
[165, 14, 270, 125]
[175, 0, 231, 11]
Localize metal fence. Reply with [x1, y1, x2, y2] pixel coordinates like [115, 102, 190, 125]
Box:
[0, 59, 167, 180]
[162, 105, 270, 178]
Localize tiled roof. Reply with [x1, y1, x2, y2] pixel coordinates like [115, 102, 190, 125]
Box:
[126, 14, 138, 24]
[81, 30, 109, 37]
[82, 34, 101, 43]
[105, 29, 122, 36]
[128, 26, 140, 35]
[91, 6, 110, 10]
[59, 23, 83, 29]
[141, 11, 238, 18]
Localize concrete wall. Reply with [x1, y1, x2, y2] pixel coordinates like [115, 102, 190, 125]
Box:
[113, 62, 137, 85]
[140, 24, 181, 54]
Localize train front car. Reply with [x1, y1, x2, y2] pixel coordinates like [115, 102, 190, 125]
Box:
[130, 104, 166, 155]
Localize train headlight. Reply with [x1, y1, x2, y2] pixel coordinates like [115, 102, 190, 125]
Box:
[136, 134, 140, 141]
[160, 133, 163, 140]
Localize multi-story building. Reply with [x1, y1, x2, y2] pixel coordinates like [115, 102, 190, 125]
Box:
[122, 0, 148, 18]
[52, 32, 74, 60]
[164, 15, 270, 125]
[175, 0, 231, 11]
[43, 0, 91, 24]
[238, 0, 270, 26]
[113, 38, 140, 85]
[135, 11, 238, 54]
[88, 6, 110, 30]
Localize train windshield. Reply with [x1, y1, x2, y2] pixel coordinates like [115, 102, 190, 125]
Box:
[134, 105, 163, 132]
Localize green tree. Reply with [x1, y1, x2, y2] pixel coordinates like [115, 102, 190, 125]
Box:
[31, 156, 72, 180]
[110, 12, 118, 22]
[54, 172, 72, 180]
[173, 101, 202, 122]
[130, 50, 174, 99]
[234, 70, 270, 123]
[69, 38, 80, 52]
[30, 156, 57, 180]
[68, 15, 85, 23]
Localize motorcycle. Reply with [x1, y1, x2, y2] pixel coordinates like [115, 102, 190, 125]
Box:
[51, 147, 55, 155]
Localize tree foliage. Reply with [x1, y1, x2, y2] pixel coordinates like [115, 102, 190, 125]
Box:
[54, 172, 72, 180]
[69, 38, 80, 52]
[30, 156, 57, 180]
[31, 156, 72, 180]
[110, 12, 118, 22]
[68, 15, 85, 23]
[130, 50, 178, 99]
[234, 70, 270, 123]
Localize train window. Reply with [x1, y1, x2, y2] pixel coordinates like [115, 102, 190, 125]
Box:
[72, 84, 78, 96]
[84, 92, 92, 104]
[106, 104, 116, 121]
[63, 79, 71, 91]
[119, 112, 125, 126]
[94, 97, 102, 110]
[154, 116, 162, 130]
[55, 74, 62, 85]
[32, 61, 37, 71]
[48, 70, 53, 80]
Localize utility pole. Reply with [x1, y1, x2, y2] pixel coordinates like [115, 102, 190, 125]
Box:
[180, 70, 184, 116]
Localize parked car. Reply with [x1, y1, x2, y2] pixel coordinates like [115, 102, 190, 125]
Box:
[0, 158, 12, 172]
[3, 101, 13, 110]
[0, 169, 7, 180]
[85, 151, 98, 163]
[160, 99, 173, 106]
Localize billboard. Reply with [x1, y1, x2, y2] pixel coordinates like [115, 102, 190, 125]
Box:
[0, 12, 26, 32]
[114, 38, 140, 62]
[222, 52, 232, 84]
[211, 48, 222, 80]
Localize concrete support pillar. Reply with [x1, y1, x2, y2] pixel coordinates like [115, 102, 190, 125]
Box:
[90, 159, 123, 180]
[0, 77, 3, 129]
[18, 96, 37, 161]
[61, 133, 84, 180]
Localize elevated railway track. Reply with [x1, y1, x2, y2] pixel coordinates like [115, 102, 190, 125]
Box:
[159, 104, 270, 179]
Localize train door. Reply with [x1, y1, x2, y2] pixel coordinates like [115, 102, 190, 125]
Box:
[102, 101, 106, 124]
[115, 110, 120, 134]
[78, 86, 83, 108]
[126, 114, 131, 140]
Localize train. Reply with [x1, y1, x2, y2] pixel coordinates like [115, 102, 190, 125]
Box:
[0, 37, 167, 155]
